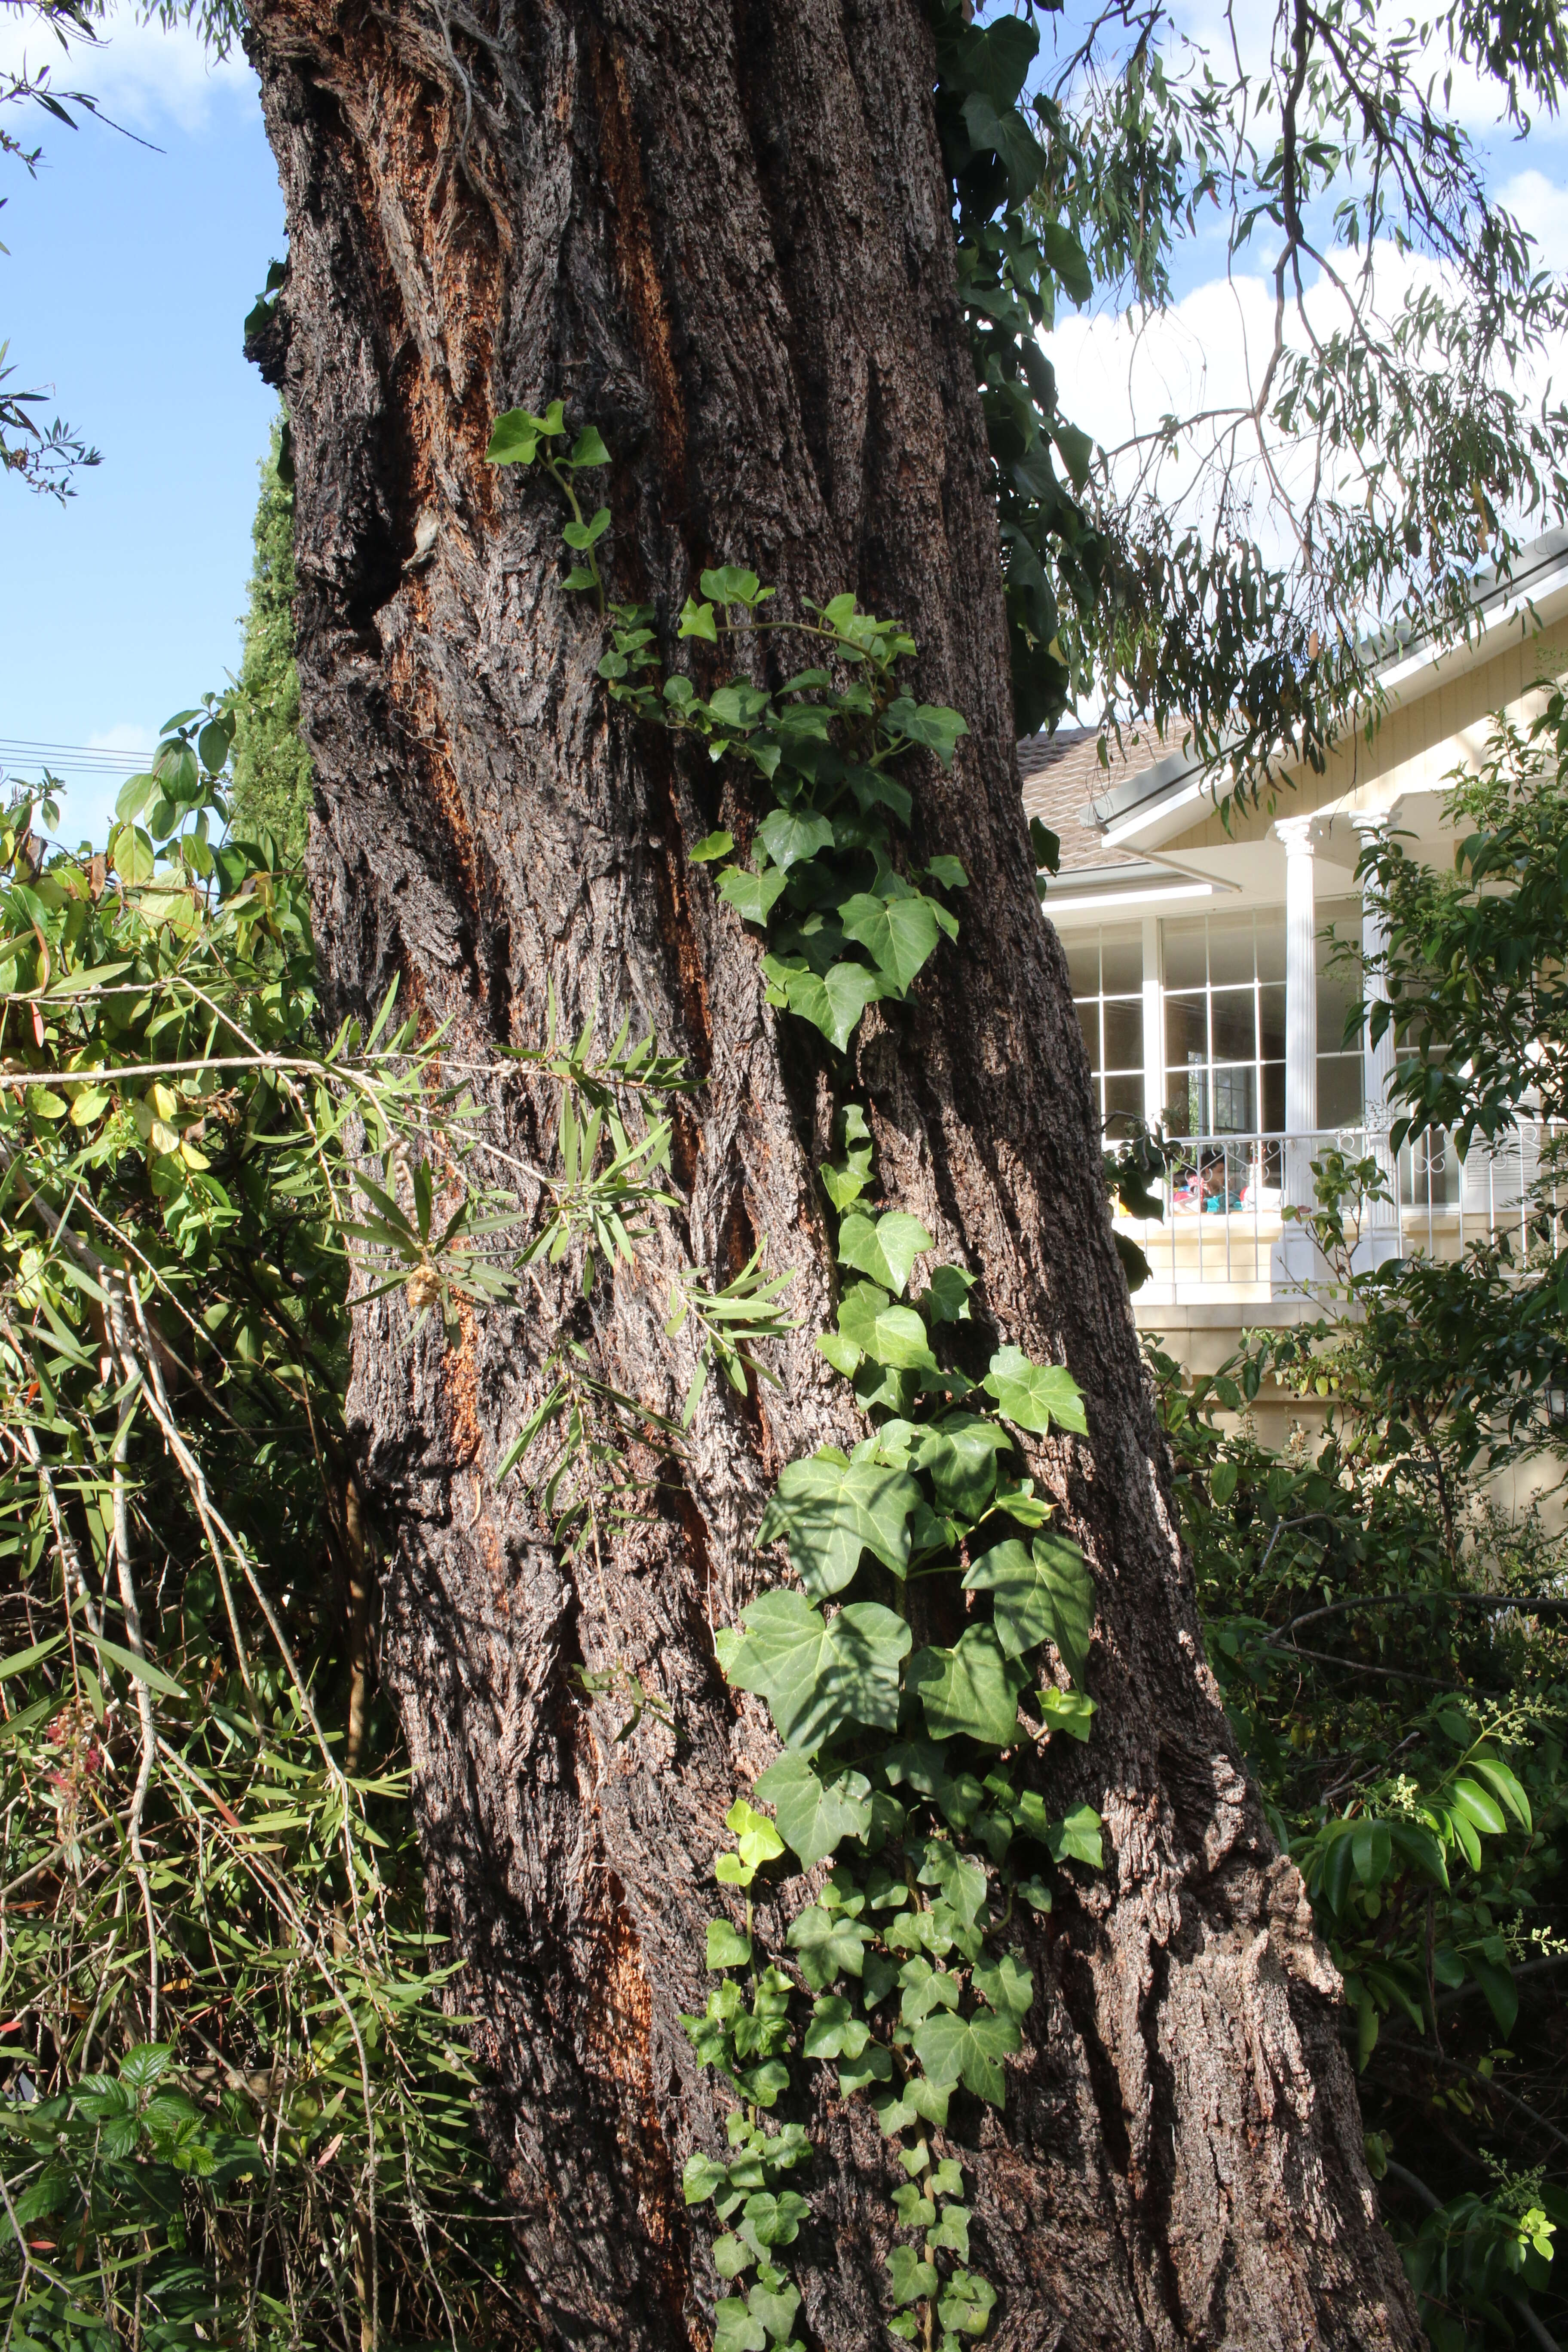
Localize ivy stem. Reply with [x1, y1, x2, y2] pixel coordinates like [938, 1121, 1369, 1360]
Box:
[545, 455, 605, 615]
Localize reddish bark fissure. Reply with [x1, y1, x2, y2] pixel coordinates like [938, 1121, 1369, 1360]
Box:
[247, 0, 1420, 2343]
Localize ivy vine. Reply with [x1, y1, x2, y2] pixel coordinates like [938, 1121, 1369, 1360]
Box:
[486, 404, 1105, 2352]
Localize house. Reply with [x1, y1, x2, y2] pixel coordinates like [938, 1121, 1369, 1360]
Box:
[1025, 527, 1568, 1439]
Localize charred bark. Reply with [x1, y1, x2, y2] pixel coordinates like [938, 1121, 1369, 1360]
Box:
[246, 0, 1421, 2343]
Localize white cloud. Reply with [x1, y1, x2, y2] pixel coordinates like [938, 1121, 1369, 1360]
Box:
[1498, 168, 1568, 274]
[87, 721, 158, 758]
[1044, 228, 1568, 582]
[0, 2, 254, 139]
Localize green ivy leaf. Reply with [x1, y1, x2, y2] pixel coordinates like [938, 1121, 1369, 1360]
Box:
[981, 1346, 1087, 1436]
[837, 2042, 894, 2094]
[756, 808, 834, 871]
[742, 2190, 808, 2250]
[884, 697, 970, 769]
[914, 1838, 989, 1927]
[992, 1480, 1049, 1527]
[701, 565, 769, 607]
[822, 1162, 870, 1213]
[922, 1264, 975, 1323]
[719, 866, 790, 926]
[756, 1452, 921, 1596]
[817, 1329, 864, 1377]
[910, 2007, 1021, 2105]
[714, 2233, 753, 2279]
[738, 2058, 791, 2108]
[679, 597, 718, 641]
[786, 1901, 873, 1989]
[714, 1796, 787, 1887]
[961, 1533, 1094, 1676]
[838, 891, 943, 994]
[837, 1210, 934, 1296]
[684, 2153, 728, 2205]
[569, 424, 610, 466]
[937, 2270, 998, 2337]
[908, 1626, 1028, 1746]
[710, 683, 774, 731]
[926, 854, 969, 890]
[802, 1994, 871, 2060]
[753, 1751, 873, 1868]
[561, 505, 611, 549]
[774, 959, 884, 1052]
[691, 830, 735, 863]
[863, 1952, 901, 2006]
[713, 2296, 767, 2352]
[925, 2203, 971, 2261]
[707, 1919, 754, 1971]
[837, 1283, 939, 1373]
[886, 2245, 938, 2307]
[891, 2184, 937, 2227]
[1037, 1687, 1097, 1741]
[898, 1957, 963, 2025]
[972, 1953, 1034, 2020]
[870, 2084, 921, 2137]
[1047, 1802, 1104, 1870]
[913, 1414, 1014, 1519]
[720, 1591, 911, 1755]
[485, 409, 540, 464]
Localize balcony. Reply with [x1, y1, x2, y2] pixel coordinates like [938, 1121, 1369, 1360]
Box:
[1115, 1122, 1564, 1307]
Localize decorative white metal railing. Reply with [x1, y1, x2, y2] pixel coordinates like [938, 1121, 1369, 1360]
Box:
[1115, 1121, 1565, 1301]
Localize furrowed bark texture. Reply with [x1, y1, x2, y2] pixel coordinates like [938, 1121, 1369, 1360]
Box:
[247, 3, 1420, 2344]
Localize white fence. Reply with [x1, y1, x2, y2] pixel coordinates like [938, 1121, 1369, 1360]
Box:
[1116, 1122, 1565, 1303]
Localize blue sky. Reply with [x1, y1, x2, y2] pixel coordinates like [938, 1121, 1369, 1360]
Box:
[3, 0, 1567, 845]
[0, 6, 281, 844]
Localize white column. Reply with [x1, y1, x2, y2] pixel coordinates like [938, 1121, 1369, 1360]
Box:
[1276, 816, 1317, 1188]
[1270, 816, 1320, 1289]
[1141, 914, 1163, 1136]
[1352, 811, 1402, 1262]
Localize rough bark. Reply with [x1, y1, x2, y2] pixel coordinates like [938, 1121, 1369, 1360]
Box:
[245, 1, 1421, 2343]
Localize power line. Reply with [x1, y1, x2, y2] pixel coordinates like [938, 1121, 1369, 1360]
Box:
[0, 738, 157, 779]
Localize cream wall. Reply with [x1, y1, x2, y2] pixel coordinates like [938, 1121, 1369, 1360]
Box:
[1176, 613, 1568, 857]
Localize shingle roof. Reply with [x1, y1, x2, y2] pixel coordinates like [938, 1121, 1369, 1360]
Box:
[1016, 729, 1149, 871]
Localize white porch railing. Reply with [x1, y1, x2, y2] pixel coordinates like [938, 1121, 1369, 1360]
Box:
[1116, 1122, 1565, 1305]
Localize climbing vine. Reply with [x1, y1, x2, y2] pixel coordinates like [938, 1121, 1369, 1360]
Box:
[487, 404, 1106, 2351]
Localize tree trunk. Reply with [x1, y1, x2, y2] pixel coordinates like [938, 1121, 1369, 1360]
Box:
[246, 2, 1420, 2343]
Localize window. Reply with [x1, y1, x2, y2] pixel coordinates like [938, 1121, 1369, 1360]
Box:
[1066, 926, 1144, 1132]
[1160, 911, 1285, 1138]
[1316, 897, 1364, 1128]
